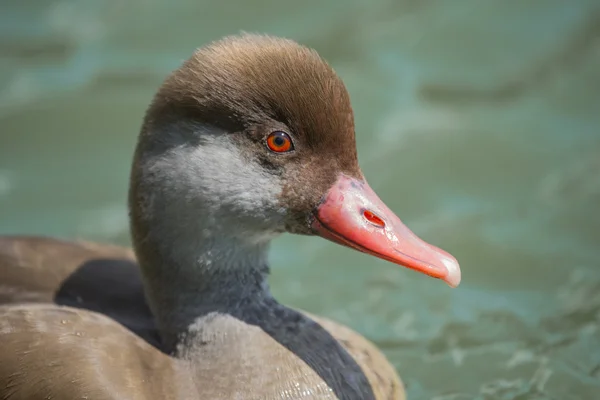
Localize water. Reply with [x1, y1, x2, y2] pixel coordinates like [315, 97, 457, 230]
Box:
[1, 0, 599, 398]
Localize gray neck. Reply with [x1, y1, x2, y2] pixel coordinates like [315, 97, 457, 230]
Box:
[139, 235, 273, 349]
[130, 121, 288, 346]
[138, 236, 376, 400]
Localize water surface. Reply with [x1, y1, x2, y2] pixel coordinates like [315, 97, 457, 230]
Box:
[1, 1, 599, 398]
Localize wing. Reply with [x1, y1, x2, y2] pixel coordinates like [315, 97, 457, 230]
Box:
[0, 237, 192, 399]
[0, 304, 189, 400]
[0, 236, 160, 347]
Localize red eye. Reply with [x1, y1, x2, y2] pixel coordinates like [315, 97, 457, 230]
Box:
[266, 131, 294, 153]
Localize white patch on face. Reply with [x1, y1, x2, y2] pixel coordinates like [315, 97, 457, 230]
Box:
[136, 124, 285, 268]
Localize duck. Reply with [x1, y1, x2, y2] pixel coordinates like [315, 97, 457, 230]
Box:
[0, 34, 461, 400]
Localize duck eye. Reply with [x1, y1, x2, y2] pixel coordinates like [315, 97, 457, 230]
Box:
[266, 131, 294, 153]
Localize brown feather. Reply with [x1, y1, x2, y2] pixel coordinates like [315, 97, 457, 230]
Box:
[0, 236, 404, 399]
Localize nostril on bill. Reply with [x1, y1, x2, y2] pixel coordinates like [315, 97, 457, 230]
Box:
[363, 209, 385, 228]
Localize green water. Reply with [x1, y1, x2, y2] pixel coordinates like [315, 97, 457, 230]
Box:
[1, 1, 599, 398]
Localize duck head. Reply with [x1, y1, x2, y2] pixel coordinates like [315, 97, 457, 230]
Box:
[129, 34, 460, 288]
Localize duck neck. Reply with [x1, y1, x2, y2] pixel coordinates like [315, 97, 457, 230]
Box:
[136, 232, 377, 400]
[138, 235, 274, 350]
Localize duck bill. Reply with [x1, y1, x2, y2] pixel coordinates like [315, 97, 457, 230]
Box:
[312, 175, 461, 288]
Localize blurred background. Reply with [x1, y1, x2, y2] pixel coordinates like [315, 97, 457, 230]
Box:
[1, 0, 599, 398]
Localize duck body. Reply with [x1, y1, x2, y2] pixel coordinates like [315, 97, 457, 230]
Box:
[0, 34, 459, 399]
[0, 237, 402, 399]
